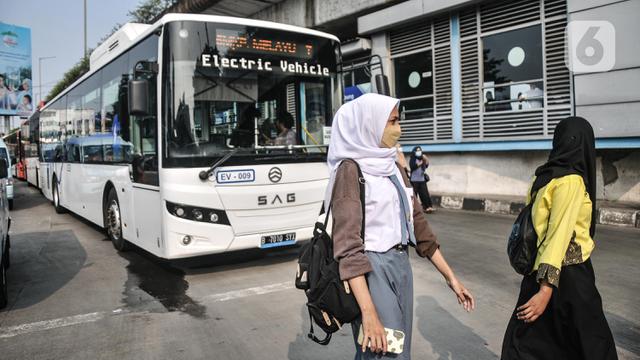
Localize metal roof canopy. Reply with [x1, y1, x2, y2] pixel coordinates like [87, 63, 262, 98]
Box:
[162, 0, 287, 19]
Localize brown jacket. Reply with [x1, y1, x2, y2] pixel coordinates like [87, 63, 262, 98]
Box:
[331, 160, 440, 280]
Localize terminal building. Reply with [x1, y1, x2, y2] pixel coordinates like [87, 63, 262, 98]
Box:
[162, 0, 640, 205]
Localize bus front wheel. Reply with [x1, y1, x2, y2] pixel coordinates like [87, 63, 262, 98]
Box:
[52, 179, 66, 214]
[105, 188, 129, 252]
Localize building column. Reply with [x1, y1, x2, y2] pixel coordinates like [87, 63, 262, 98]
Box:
[450, 13, 462, 143]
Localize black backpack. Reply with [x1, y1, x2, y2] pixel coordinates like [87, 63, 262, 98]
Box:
[295, 159, 365, 345]
[507, 190, 548, 275]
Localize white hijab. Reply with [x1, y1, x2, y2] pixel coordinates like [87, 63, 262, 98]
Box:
[324, 93, 400, 207]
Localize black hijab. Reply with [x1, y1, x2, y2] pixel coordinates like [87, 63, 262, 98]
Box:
[531, 117, 597, 237]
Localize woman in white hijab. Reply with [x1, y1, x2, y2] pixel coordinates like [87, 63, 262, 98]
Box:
[328, 93, 474, 359]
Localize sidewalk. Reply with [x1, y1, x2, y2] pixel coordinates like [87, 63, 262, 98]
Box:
[430, 194, 640, 229]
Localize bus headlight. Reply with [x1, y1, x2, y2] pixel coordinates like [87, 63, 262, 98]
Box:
[165, 201, 229, 225]
[182, 235, 192, 245]
[175, 207, 185, 217]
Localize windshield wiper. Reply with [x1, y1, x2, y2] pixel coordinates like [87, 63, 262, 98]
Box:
[198, 149, 239, 180]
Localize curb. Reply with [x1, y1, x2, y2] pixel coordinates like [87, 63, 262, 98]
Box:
[430, 195, 640, 229]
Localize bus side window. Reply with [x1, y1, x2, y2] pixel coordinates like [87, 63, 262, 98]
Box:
[128, 34, 159, 186]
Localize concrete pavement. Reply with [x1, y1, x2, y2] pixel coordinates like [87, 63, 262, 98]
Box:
[0, 181, 638, 359]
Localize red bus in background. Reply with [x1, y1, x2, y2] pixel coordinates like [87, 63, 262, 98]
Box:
[2, 127, 24, 180]
[3, 115, 38, 183]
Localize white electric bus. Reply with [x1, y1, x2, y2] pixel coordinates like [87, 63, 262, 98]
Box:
[37, 14, 343, 259]
[25, 110, 40, 188]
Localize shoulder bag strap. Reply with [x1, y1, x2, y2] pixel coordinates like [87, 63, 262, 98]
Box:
[529, 188, 551, 251]
[321, 159, 366, 243]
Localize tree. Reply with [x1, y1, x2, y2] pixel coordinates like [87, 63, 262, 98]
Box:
[46, 56, 89, 102]
[128, 0, 175, 24]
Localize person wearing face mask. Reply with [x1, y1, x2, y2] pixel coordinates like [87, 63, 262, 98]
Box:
[409, 146, 434, 213]
[327, 93, 475, 359]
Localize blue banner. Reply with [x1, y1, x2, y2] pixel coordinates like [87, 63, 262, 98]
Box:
[0, 22, 32, 117]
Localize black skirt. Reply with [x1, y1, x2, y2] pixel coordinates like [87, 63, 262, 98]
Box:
[501, 259, 617, 360]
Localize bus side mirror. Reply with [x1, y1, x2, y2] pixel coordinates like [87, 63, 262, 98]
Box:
[10, 156, 16, 165]
[375, 74, 390, 96]
[128, 79, 149, 116]
[0, 159, 7, 179]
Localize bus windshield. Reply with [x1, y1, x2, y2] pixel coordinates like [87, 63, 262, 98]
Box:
[162, 21, 341, 167]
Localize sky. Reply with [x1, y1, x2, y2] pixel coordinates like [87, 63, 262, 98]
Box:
[1, 0, 142, 104]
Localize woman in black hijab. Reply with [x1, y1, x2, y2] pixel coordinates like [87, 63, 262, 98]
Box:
[501, 117, 617, 359]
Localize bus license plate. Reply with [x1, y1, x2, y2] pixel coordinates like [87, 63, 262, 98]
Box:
[261, 232, 296, 248]
[216, 169, 255, 184]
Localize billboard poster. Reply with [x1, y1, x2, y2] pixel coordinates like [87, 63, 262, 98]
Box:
[0, 22, 32, 116]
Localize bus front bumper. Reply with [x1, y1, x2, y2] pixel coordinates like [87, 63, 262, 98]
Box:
[162, 212, 314, 259]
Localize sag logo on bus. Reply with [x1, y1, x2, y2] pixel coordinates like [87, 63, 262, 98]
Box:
[258, 193, 295, 206]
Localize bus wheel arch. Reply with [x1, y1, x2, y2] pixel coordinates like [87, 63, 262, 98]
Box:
[51, 174, 65, 214]
[101, 182, 116, 228]
[103, 183, 129, 252]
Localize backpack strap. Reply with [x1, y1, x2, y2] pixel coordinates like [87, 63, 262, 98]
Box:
[322, 159, 366, 242]
[529, 188, 551, 252]
[307, 311, 332, 345]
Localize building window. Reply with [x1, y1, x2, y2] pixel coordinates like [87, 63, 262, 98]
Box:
[342, 64, 372, 102]
[481, 25, 543, 112]
[393, 50, 434, 119]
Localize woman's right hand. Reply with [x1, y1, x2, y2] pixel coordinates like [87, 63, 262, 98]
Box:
[361, 309, 387, 354]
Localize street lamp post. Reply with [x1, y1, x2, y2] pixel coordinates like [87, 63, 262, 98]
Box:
[38, 56, 56, 105]
[84, 0, 87, 58]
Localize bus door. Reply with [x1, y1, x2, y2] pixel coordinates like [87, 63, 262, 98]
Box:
[129, 56, 161, 252]
[63, 140, 82, 212]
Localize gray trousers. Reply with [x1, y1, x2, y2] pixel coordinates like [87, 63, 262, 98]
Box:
[351, 248, 414, 359]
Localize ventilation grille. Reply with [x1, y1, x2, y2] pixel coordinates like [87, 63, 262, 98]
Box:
[434, 16, 450, 45]
[547, 107, 572, 132]
[480, 0, 540, 32]
[434, 45, 453, 140]
[286, 83, 296, 122]
[390, 21, 431, 55]
[543, 0, 567, 18]
[457, 0, 572, 140]
[108, 40, 119, 52]
[400, 117, 435, 143]
[459, 8, 478, 38]
[544, 15, 572, 133]
[460, 36, 480, 139]
[483, 110, 545, 138]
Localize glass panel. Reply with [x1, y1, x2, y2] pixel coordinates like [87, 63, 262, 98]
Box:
[483, 81, 544, 112]
[129, 35, 159, 185]
[83, 144, 103, 163]
[393, 51, 433, 99]
[300, 82, 326, 148]
[343, 65, 372, 102]
[162, 21, 340, 167]
[482, 25, 542, 84]
[40, 97, 65, 162]
[81, 73, 101, 137]
[399, 97, 434, 120]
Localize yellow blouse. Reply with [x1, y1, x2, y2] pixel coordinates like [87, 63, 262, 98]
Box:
[527, 174, 595, 287]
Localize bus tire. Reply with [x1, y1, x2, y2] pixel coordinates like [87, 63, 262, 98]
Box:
[52, 179, 66, 214]
[105, 188, 129, 252]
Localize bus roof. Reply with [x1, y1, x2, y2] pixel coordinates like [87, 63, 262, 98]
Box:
[42, 13, 340, 111]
